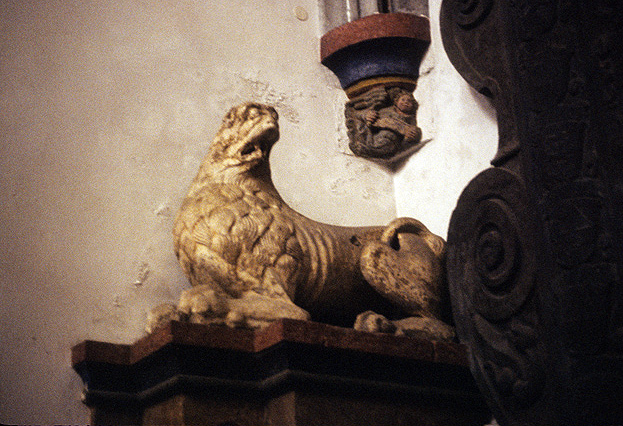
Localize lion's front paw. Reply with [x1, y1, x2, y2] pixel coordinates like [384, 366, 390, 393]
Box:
[225, 291, 311, 328]
[178, 285, 229, 325]
[146, 303, 183, 334]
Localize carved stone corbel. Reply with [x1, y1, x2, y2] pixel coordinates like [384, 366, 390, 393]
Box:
[320, 13, 430, 164]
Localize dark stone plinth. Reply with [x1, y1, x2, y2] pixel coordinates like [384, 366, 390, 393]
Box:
[72, 319, 490, 426]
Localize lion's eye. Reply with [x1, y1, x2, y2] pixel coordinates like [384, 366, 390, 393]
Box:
[247, 108, 260, 120]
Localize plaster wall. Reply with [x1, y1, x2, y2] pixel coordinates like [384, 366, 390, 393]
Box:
[0, 0, 495, 424]
[395, 1, 498, 236]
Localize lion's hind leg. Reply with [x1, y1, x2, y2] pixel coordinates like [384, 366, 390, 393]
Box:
[354, 311, 455, 342]
[357, 218, 454, 341]
[360, 217, 446, 318]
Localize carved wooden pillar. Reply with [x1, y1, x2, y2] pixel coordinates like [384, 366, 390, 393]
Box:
[441, 1, 623, 425]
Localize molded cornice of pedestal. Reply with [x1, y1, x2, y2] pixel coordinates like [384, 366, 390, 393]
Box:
[72, 320, 485, 414]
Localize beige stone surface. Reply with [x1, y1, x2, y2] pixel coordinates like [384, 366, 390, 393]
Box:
[152, 103, 451, 338]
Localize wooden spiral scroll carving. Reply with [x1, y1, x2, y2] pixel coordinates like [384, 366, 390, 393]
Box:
[441, 1, 623, 424]
[447, 168, 546, 423]
[450, 0, 493, 29]
[448, 168, 535, 323]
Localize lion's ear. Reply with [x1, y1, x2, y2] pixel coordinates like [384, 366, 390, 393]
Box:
[222, 108, 238, 129]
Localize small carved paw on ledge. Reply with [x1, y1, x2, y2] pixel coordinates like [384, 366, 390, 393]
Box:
[354, 310, 456, 342]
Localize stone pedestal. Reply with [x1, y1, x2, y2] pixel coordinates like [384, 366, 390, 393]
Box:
[72, 319, 489, 426]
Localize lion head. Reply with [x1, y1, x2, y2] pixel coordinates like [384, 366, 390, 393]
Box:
[207, 103, 280, 172]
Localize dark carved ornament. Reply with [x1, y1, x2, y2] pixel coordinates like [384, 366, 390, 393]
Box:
[441, 0, 623, 425]
[344, 85, 424, 161]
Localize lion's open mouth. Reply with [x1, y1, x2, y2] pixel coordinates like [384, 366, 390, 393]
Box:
[240, 142, 258, 157]
[239, 122, 279, 161]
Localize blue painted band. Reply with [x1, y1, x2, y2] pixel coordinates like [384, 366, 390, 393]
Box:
[321, 37, 429, 89]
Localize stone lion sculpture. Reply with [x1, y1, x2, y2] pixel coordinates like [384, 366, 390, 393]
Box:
[148, 103, 453, 341]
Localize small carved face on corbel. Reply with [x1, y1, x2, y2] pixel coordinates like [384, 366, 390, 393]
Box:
[395, 92, 417, 114]
[345, 85, 424, 164]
